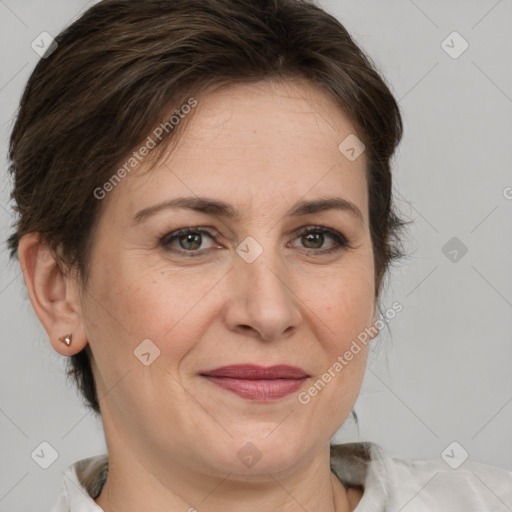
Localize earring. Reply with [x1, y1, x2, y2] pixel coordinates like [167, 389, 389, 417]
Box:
[58, 334, 72, 346]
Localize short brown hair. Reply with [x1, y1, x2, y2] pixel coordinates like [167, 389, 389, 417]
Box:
[7, 0, 409, 415]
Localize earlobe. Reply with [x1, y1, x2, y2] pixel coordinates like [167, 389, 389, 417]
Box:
[58, 334, 73, 346]
[17, 233, 88, 356]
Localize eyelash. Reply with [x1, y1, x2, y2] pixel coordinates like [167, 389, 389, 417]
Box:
[159, 226, 351, 258]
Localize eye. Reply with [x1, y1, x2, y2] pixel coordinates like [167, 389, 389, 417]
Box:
[160, 227, 217, 256]
[160, 225, 351, 258]
[290, 226, 350, 254]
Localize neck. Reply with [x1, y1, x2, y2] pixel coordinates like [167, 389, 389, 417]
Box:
[94, 444, 355, 512]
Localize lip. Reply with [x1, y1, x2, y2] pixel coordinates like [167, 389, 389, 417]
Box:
[200, 365, 310, 401]
[201, 364, 309, 379]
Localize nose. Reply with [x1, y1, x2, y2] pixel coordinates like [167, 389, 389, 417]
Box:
[223, 247, 302, 341]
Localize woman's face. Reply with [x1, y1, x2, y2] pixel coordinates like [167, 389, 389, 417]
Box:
[80, 79, 377, 480]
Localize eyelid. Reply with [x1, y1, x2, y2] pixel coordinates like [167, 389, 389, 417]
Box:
[290, 225, 351, 251]
[159, 224, 351, 256]
[160, 227, 219, 253]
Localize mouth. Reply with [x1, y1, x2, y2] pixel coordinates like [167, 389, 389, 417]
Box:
[199, 364, 310, 401]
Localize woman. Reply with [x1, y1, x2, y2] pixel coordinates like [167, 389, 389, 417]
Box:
[7, 0, 512, 510]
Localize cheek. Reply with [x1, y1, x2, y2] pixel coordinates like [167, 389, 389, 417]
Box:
[80, 257, 221, 421]
[307, 258, 375, 347]
[301, 274, 373, 417]
[299, 263, 374, 408]
[84, 254, 224, 363]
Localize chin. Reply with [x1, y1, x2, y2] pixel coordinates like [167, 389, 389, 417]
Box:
[208, 430, 313, 478]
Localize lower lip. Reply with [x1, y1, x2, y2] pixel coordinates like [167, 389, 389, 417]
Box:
[202, 376, 307, 400]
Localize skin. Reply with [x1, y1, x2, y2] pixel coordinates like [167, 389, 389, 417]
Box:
[19, 78, 380, 511]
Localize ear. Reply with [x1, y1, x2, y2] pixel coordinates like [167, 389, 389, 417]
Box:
[17, 232, 89, 356]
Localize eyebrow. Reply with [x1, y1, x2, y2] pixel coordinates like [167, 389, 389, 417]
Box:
[131, 195, 364, 226]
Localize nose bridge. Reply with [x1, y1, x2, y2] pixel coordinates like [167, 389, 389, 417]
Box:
[243, 245, 287, 297]
[228, 232, 301, 340]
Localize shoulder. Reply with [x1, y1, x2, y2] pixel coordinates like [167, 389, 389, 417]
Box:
[384, 449, 512, 510]
[331, 442, 512, 511]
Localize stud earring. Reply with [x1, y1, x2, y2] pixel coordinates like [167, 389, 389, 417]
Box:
[58, 334, 72, 346]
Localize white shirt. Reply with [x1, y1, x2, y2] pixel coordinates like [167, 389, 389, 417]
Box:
[51, 442, 512, 511]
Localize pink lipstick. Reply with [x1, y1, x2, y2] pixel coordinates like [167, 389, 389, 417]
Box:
[200, 364, 309, 401]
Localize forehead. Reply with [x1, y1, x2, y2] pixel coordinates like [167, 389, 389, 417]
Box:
[107, 79, 369, 224]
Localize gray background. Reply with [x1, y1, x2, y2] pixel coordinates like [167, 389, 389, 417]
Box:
[1, 1, 511, 510]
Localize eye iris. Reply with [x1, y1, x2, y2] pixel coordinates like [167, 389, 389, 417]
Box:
[179, 233, 202, 250]
[303, 232, 324, 249]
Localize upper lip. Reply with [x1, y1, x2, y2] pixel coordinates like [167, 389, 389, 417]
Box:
[200, 364, 309, 379]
